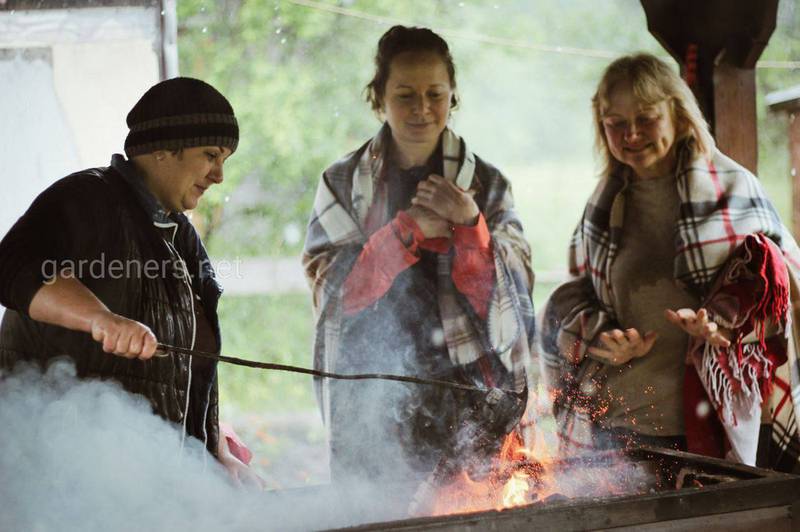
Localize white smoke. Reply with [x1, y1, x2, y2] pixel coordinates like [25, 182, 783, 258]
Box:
[0, 360, 407, 531]
[0, 357, 658, 531]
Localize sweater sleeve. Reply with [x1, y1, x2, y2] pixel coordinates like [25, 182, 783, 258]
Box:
[0, 176, 102, 314]
[342, 210, 425, 316]
[451, 213, 494, 320]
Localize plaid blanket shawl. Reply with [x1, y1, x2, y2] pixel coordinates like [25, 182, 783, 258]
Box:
[540, 144, 800, 467]
[303, 125, 535, 426]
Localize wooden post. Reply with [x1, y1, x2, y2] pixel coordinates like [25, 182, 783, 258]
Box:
[714, 65, 758, 173]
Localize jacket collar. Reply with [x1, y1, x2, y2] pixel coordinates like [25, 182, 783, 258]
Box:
[110, 154, 174, 226]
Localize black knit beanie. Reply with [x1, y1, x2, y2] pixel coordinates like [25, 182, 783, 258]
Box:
[124, 77, 239, 157]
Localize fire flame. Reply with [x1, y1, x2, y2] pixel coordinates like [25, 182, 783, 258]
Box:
[501, 471, 529, 508]
[422, 428, 652, 518]
[427, 432, 553, 516]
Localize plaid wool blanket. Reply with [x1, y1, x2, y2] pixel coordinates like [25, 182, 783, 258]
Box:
[540, 144, 800, 468]
[303, 125, 535, 426]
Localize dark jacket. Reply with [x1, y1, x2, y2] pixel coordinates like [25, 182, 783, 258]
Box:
[0, 155, 222, 455]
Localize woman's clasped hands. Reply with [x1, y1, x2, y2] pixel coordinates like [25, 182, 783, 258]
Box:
[406, 173, 478, 239]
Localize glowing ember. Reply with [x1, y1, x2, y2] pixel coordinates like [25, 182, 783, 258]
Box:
[500, 471, 530, 508]
[418, 432, 548, 516]
[416, 424, 652, 518]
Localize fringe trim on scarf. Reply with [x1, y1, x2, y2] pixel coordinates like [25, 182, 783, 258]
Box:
[700, 234, 790, 427]
[700, 342, 773, 426]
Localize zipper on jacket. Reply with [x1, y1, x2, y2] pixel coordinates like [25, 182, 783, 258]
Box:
[156, 221, 200, 456]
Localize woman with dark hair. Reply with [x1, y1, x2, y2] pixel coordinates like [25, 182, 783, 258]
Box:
[303, 26, 534, 486]
[0, 77, 261, 483]
[540, 53, 800, 469]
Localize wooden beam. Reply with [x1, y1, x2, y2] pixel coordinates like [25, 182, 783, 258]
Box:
[0, 0, 159, 9]
[640, 0, 778, 70]
[713, 65, 758, 173]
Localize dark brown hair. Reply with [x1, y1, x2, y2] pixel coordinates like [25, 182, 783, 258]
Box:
[365, 25, 459, 113]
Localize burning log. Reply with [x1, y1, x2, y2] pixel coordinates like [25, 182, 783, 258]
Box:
[675, 466, 739, 489]
[408, 430, 546, 516]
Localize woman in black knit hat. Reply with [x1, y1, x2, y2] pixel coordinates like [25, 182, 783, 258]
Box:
[0, 77, 257, 483]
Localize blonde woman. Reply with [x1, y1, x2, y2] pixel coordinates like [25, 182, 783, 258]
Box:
[540, 53, 800, 468]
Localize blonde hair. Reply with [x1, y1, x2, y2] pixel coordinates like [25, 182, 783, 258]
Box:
[592, 53, 715, 177]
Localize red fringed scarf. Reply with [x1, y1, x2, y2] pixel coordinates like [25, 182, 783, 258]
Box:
[685, 234, 789, 460]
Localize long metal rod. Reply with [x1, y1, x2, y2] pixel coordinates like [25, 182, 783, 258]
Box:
[157, 343, 515, 394]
